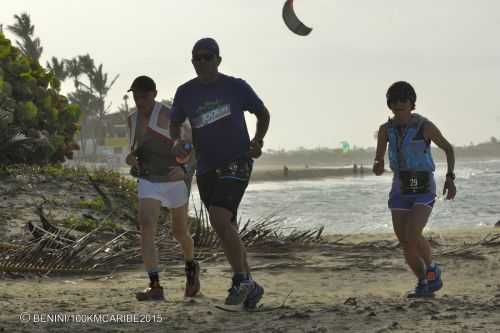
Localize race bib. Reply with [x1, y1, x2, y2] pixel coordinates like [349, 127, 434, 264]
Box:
[399, 171, 430, 194]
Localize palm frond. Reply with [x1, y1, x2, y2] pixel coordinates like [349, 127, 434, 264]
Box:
[190, 198, 324, 250]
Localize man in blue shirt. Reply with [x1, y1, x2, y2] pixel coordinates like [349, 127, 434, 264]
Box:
[170, 38, 270, 308]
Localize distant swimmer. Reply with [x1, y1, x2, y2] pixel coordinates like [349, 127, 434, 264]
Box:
[373, 81, 456, 298]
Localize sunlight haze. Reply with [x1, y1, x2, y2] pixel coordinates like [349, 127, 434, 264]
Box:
[2, 0, 499, 150]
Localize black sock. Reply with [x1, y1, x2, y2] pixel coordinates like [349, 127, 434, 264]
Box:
[232, 272, 249, 286]
[185, 260, 196, 270]
[148, 271, 160, 287]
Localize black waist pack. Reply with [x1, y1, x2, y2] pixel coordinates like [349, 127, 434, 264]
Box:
[399, 171, 431, 194]
[215, 158, 253, 181]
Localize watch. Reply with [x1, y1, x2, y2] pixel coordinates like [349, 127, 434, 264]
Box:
[446, 172, 455, 180]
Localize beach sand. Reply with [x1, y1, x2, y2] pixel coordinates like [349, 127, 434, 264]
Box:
[1, 228, 500, 333]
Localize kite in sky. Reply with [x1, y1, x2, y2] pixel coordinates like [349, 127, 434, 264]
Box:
[282, 0, 313, 36]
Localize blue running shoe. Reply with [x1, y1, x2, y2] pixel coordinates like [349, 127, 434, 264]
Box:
[244, 281, 264, 309]
[407, 281, 434, 298]
[427, 264, 443, 292]
[225, 278, 253, 305]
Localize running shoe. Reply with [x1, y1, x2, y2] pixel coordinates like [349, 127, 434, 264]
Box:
[244, 281, 264, 309]
[407, 281, 434, 298]
[427, 264, 443, 292]
[225, 277, 253, 305]
[136, 283, 165, 301]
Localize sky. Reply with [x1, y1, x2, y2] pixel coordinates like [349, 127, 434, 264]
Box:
[1, 0, 500, 150]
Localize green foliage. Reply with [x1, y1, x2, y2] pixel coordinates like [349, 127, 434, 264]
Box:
[61, 216, 120, 233]
[0, 32, 80, 165]
[79, 197, 106, 211]
[19, 100, 38, 122]
[0, 164, 85, 179]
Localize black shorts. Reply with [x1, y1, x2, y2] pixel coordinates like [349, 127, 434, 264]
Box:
[196, 157, 253, 224]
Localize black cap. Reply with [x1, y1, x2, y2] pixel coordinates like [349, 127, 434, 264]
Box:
[128, 75, 156, 92]
[192, 38, 220, 56]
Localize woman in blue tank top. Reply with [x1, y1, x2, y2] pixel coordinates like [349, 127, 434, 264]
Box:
[373, 81, 457, 298]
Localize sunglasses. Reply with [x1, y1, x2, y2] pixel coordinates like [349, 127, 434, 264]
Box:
[387, 97, 410, 105]
[192, 53, 215, 62]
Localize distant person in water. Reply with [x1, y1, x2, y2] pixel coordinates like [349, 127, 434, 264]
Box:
[125, 75, 200, 301]
[373, 81, 456, 298]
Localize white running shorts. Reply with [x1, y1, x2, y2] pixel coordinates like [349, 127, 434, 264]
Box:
[138, 178, 188, 209]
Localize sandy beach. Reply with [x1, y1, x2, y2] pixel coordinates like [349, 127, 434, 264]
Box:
[1, 228, 500, 333]
[2, 2, 499, 332]
[1, 167, 499, 332]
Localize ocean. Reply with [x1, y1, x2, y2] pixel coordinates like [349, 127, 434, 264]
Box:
[190, 159, 500, 235]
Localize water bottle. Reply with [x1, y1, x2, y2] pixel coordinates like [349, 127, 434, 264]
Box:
[176, 143, 193, 164]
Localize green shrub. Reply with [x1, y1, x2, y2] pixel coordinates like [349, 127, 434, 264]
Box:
[0, 32, 80, 165]
[79, 197, 106, 211]
[61, 216, 120, 233]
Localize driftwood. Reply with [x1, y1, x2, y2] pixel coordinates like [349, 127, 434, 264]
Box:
[89, 175, 113, 212]
[436, 232, 500, 257]
[481, 232, 500, 246]
[191, 204, 324, 250]
[1, 194, 325, 277]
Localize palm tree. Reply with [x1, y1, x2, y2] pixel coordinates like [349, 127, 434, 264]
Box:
[68, 89, 98, 156]
[46, 57, 67, 82]
[78, 54, 95, 93]
[64, 58, 83, 90]
[88, 64, 119, 148]
[117, 95, 130, 122]
[78, 54, 95, 75]
[90, 64, 119, 119]
[65, 55, 95, 156]
[6, 13, 43, 62]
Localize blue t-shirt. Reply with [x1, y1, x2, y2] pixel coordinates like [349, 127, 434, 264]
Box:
[171, 73, 265, 175]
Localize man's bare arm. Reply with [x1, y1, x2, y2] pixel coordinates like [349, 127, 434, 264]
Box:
[169, 121, 182, 141]
[248, 106, 270, 158]
[253, 106, 270, 142]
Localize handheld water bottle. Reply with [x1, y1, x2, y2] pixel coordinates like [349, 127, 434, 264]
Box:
[176, 143, 193, 164]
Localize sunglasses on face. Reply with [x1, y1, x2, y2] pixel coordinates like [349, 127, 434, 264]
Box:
[387, 97, 410, 105]
[192, 53, 215, 62]
[132, 92, 152, 99]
